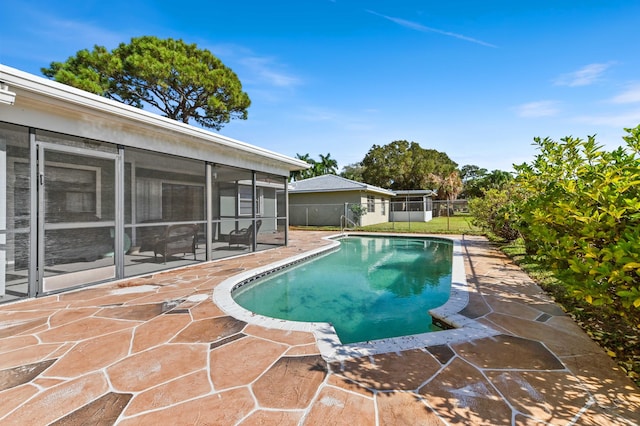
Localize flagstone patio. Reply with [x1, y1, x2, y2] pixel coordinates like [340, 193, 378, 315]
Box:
[0, 231, 638, 425]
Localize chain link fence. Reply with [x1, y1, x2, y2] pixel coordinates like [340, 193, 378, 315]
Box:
[289, 200, 469, 228]
[432, 199, 469, 217]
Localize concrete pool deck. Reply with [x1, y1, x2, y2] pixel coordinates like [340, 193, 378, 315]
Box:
[0, 231, 638, 425]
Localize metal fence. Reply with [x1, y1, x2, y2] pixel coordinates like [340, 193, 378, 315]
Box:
[289, 199, 469, 228]
[432, 199, 469, 217]
[289, 203, 350, 227]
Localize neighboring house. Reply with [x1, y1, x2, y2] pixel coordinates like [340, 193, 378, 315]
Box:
[288, 175, 395, 227]
[390, 190, 437, 222]
[0, 65, 308, 303]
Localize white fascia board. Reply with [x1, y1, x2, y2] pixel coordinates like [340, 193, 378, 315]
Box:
[0, 83, 16, 105]
[0, 64, 309, 172]
[365, 187, 396, 197]
[394, 189, 436, 196]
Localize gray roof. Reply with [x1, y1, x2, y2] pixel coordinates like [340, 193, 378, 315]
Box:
[289, 174, 395, 196]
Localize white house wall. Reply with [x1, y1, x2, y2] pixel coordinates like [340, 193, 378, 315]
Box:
[390, 210, 433, 222]
[289, 191, 391, 227]
[358, 194, 390, 227]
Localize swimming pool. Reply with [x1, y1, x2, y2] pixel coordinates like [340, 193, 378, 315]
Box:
[232, 236, 453, 344]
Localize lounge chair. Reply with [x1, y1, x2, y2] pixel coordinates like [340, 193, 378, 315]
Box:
[229, 220, 262, 247]
[154, 224, 198, 263]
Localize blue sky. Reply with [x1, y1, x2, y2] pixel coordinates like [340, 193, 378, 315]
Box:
[2, 1, 640, 172]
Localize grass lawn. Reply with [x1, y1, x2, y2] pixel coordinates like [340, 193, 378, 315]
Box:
[290, 215, 483, 234]
[362, 215, 483, 234]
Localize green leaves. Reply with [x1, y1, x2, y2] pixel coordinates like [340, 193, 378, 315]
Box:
[290, 153, 339, 181]
[361, 141, 457, 190]
[42, 36, 250, 130]
[468, 187, 521, 240]
[510, 126, 640, 318]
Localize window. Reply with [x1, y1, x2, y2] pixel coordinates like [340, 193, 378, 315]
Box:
[127, 148, 206, 224]
[135, 179, 204, 222]
[238, 186, 263, 216]
[65, 192, 96, 213]
[381, 199, 386, 215]
[45, 163, 102, 221]
[367, 195, 375, 212]
[161, 183, 204, 221]
[238, 185, 253, 216]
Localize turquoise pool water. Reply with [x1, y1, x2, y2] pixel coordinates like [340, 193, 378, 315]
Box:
[233, 236, 453, 344]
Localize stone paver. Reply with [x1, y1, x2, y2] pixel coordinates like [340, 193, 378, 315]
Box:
[253, 355, 327, 409]
[335, 349, 442, 391]
[0, 231, 638, 425]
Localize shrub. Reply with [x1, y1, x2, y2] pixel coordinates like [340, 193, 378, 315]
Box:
[468, 188, 520, 241]
[348, 204, 367, 225]
[512, 126, 640, 319]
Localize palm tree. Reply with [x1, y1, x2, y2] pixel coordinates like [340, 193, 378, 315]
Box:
[484, 169, 513, 190]
[290, 153, 338, 181]
[429, 171, 463, 201]
[290, 153, 316, 181]
[318, 153, 338, 175]
[429, 170, 463, 219]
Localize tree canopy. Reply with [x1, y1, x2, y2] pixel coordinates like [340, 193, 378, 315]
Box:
[429, 170, 464, 201]
[340, 162, 366, 182]
[361, 140, 457, 190]
[289, 153, 338, 181]
[461, 166, 513, 198]
[42, 36, 251, 130]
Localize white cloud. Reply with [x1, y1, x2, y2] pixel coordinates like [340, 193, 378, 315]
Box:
[554, 63, 612, 87]
[22, 9, 126, 50]
[515, 101, 561, 118]
[238, 56, 302, 88]
[292, 106, 377, 134]
[366, 10, 497, 48]
[573, 109, 640, 128]
[4, 10, 127, 66]
[296, 106, 337, 122]
[609, 82, 640, 104]
[205, 43, 302, 90]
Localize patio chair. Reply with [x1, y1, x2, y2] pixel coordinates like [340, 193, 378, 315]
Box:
[228, 220, 262, 247]
[154, 224, 198, 263]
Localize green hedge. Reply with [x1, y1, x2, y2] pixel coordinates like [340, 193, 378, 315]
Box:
[511, 126, 640, 319]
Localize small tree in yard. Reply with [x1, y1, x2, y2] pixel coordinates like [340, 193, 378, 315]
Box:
[349, 204, 367, 226]
[468, 187, 520, 241]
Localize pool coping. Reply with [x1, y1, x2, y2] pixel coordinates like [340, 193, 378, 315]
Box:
[213, 233, 500, 362]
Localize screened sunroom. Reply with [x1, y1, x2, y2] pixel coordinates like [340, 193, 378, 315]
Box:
[0, 65, 307, 304]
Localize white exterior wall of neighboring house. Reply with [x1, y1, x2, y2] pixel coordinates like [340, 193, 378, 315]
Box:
[389, 190, 435, 223]
[288, 193, 392, 226]
[288, 191, 363, 205]
[288, 191, 361, 227]
[357, 193, 390, 227]
[288, 175, 395, 227]
[390, 209, 433, 222]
